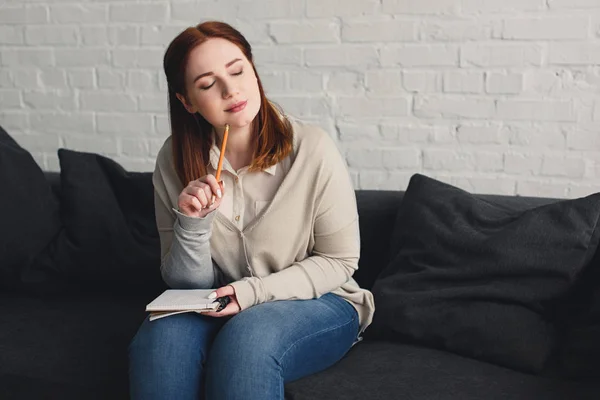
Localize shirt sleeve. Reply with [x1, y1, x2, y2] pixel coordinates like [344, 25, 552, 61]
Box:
[152, 151, 223, 289]
[230, 131, 360, 309]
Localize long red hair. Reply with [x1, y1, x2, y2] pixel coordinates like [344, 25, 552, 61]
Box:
[163, 21, 293, 186]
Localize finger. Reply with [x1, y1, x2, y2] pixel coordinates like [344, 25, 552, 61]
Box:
[203, 174, 222, 199]
[205, 302, 238, 317]
[184, 194, 203, 212]
[186, 186, 208, 208]
[210, 285, 235, 299]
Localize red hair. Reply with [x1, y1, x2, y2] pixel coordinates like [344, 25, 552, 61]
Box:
[163, 21, 293, 186]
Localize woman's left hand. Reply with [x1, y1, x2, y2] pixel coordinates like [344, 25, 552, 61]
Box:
[203, 285, 241, 318]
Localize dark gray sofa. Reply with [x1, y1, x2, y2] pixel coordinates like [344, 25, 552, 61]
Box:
[1, 171, 599, 400]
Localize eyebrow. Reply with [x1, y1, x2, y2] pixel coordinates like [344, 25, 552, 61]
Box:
[193, 58, 242, 83]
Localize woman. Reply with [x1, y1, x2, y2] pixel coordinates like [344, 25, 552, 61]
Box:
[129, 21, 374, 400]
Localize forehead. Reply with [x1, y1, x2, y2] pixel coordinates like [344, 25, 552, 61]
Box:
[186, 38, 246, 81]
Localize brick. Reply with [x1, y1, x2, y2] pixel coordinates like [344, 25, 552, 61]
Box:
[0, 26, 24, 44]
[457, 124, 505, 144]
[449, 177, 516, 195]
[109, 26, 139, 46]
[23, 91, 75, 111]
[13, 69, 40, 90]
[270, 21, 338, 44]
[171, 1, 237, 21]
[504, 153, 543, 175]
[365, 70, 403, 96]
[66, 69, 94, 89]
[0, 112, 28, 130]
[382, 0, 459, 15]
[0, 5, 47, 24]
[288, 71, 323, 92]
[381, 45, 458, 67]
[0, 90, 21, 108]
[507, 124, 566, 149]
[120, 138, 150, 157]
[337, 96, 410, 117]
[380, 124, 433, 143]
[326, 72, 364, 94]
[13, 133, 59, 152]
[96, 114, 153, 135]
[31, 112, 94, 133]
[342, 19, 417, 42]
[1, 49, 55, 67]
[414, 96, 495, 119]
[549, 43, 600, 65]
[154, 115, 170, 136]
[570, 183, 600, 198]
[81, 92, 137, 112]
[421, 20, 492, 41]
[516, 181, 568, 198]
[462, 0, 546, 13]
[359, 171, 413, 191]
[25, 26, 78, 46]
[127, 71, 156, 91]
[305, 46, 378, 67]
[237, 0, 304, 19]
[347, 148, 383, 168]
[307, 0, 379, 17]
[39, 69, 67, 90]
[382, 148, 421, 169]
[138, 94, 167, 112]
[523, 70, 562, 94]
[541, 155, 586, 178]
[269, 96, 331, 118]
[259, 71, 286, 94]
[461, 44, 543, 67]
[80, 27, 109, 46]
[253, 47, 302, 67]
[55, 49, 109, 67]
[549, 0, 600, 9]
[111, 49, 162, 68]
[113, 157, 156, 173]
[63, 135, 119, 156]
[486, 72, 523, 94]
[423, 149, 474, 171]
[502, 17, 589, 40]
[336, 123, 379, 141]
[497, 100, 575, 122]
[141, 25, 187, 46]
[443, 71, 484, 93]
[49, 4, 107, 23]
[97, 70, 125, 89]
[402, 71, 440, 92]
[567, 127, 600, 151]
[109, 3, 167, 23]
[474, 151, 504, 172]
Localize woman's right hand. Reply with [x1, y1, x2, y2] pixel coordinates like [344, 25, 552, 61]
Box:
[177, 174, 224, 218]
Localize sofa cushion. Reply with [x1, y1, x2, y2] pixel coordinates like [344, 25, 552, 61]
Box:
[285, 341, 600, 400]
[368, 174, 600, 373]
[54, 149, 165, 293]
[0, 124, 61, 290]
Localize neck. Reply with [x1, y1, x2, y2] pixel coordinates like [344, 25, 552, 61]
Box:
[214, 123, 254, 171]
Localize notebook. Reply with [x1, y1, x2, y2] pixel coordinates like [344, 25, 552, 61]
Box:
[146, 289, 219, 321]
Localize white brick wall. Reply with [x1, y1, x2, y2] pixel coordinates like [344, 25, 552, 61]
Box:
[1, 0, 600, 198]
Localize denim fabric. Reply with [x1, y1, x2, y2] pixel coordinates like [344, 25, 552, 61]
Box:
[129, 293, 359, 400]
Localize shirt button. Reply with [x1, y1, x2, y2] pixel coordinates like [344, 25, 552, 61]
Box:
[235, 215, 240, 221]
[235, 177, 239, 183]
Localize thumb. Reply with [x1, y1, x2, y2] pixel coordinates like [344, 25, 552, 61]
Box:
[209, 285, 235, 299]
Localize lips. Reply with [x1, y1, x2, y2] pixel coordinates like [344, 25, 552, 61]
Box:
[225, 100, 247, 113]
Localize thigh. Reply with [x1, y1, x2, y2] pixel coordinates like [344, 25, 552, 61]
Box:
[206, 293, 359, 389]
[129, 313, 225, 400]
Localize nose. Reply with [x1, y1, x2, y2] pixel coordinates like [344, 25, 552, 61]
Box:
[221, 77, 237, 99]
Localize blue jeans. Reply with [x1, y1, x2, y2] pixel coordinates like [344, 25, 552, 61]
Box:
[128, 293, 360, 400]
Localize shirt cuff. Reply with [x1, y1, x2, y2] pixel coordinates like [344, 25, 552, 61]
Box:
[230, 279, 256, 311]
[172, 207, 216, 232]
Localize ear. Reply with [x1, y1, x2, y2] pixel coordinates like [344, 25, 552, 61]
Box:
[175, 92, 196, 114]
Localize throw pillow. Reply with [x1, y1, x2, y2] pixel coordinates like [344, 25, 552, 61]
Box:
[0, 124, 61, 290]
[54, 148, 164, 293]
[369, 174, 600, 373]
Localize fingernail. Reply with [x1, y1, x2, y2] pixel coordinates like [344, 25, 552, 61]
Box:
[217, 189, 222, 198]
[208, 292, 217, 299]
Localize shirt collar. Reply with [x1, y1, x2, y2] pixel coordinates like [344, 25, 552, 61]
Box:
[208, 132, 277, 176]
